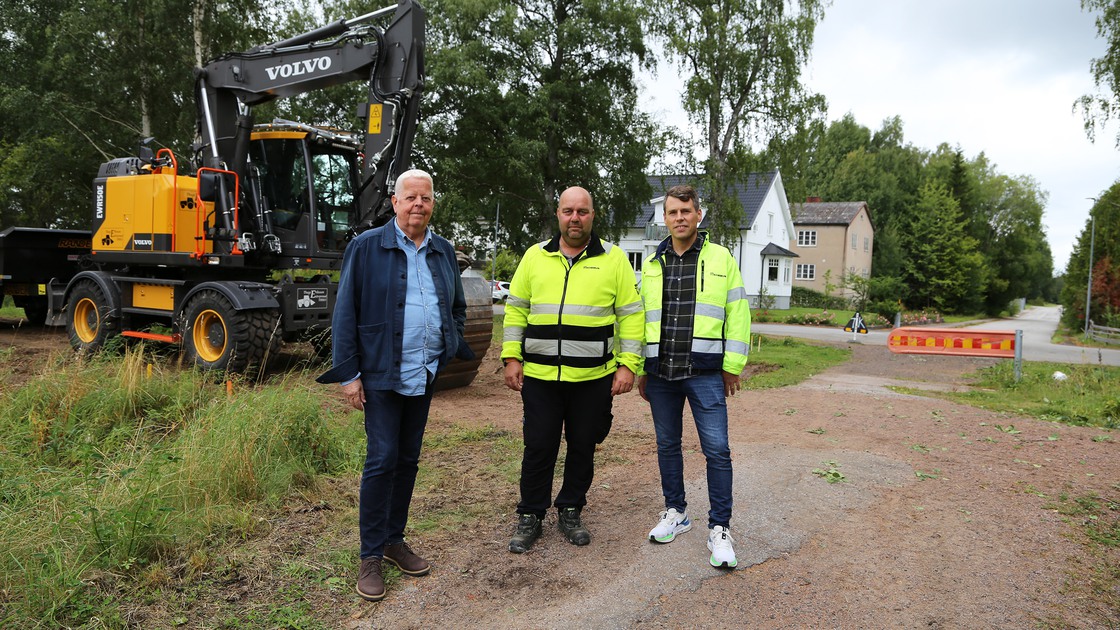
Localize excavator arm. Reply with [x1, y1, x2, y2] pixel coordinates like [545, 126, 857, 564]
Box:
[194, 0, 424, 234]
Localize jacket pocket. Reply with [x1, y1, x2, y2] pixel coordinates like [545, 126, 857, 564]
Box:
[357, 322, 392, 374]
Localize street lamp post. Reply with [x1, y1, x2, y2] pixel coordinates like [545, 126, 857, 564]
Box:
[1085, 209, 1097, 337]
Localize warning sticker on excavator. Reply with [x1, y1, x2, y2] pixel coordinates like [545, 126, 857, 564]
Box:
[368, 104, 383, 134]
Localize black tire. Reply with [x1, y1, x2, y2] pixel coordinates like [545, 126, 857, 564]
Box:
[13, 295, 49, 326]
[66, 281, 120, 353]
[180, 290, 280, 374]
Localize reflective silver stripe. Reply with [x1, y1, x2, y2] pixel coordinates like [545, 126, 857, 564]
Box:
[529, 303, 562, 315]
[616, 300, 643, 317]
[619, 339, 642, 355]
[524, 338, 609, 358]
[725, 339, 749, 355]
[643, 343, 660, 358]
[645, 308, 661, 323]
[602, 242, 613, 253]
[696, 302, 726, 321]
[692, 338, 723, 354]
[507, 295, 530, 309]
[530, 303, 613, 318]
[727, 286, 746, 302]
[504, 326, 525, 343]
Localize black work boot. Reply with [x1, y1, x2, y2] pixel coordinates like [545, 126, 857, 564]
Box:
[508, 513, 542, 553]
[557, 507, 591, 546]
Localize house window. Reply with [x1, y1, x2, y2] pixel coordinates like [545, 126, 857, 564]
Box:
[628, 251, 642, 271]
[797, 230, 817, 247]
[796, 264, 815, 280]
[863, 236, 869, 252]
[782, 260, 791, 283]
[767, 258, 779, 282]
[851, 233, 857, 249]
[768, 214, 774, 236]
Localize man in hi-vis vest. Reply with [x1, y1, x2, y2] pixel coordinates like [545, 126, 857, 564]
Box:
[502, 186, 644, 554]
[638, 184, 751, 569]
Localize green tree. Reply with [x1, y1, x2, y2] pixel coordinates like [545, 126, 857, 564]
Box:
[1078, 0, 1120, 146]
[1063, 187, 1120, 327]
[417, 0, 658, 255]
[655, 0, 828, 244]
[901, 182, 985, 312]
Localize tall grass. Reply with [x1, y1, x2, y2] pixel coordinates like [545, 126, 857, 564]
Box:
[0, 348, 349, 627]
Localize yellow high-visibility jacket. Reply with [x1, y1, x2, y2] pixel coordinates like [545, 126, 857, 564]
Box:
[502, 233, 644, 382]
[640, 235, 751, 376]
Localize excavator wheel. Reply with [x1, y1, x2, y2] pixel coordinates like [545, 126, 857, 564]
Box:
[180, 290, 280, 374]
[66, 280, 120, 353]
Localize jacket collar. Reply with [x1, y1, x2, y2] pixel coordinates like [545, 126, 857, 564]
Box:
[543, 231, 606, 258]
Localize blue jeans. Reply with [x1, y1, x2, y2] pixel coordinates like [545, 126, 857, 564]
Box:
[359, 387, 434, 559]
[645, 373, 732, 528]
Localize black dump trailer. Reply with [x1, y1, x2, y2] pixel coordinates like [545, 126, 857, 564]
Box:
[0, 227, 91, 325]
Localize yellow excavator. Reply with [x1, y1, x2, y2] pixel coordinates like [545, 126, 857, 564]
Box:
[0, 0, 490, 387]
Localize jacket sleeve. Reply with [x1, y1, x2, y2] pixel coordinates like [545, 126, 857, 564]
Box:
[721, 250, 751, 375]
[613, 249, 645, 374]
[501, 247, 533, 362]
[317, 237, 364, 384]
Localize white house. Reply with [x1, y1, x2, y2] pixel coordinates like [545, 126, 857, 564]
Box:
[617, 171, 797, 309]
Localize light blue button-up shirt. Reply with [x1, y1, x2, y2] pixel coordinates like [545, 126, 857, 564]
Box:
[393, 220, 444, 396]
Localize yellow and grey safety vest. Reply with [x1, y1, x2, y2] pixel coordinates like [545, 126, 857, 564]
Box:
[502, 233, 644, 382]
[640, 235, 751, 376]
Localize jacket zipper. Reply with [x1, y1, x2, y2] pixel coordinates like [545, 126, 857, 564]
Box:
[555, 253, 577, 381]
[700, 259, 705, 292]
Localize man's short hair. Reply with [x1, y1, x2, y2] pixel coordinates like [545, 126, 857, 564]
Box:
[666, 184, 700, 211]
[396, 169, 434, 191]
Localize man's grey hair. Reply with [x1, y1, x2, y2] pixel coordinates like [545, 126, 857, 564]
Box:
[396, 168, 434, 191]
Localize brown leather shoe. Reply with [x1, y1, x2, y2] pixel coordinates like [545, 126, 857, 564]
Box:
[383, 542, 431, 576]
[356, 557, 386, 601]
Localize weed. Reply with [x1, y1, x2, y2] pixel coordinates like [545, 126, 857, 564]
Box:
[915, 470, 940, 481]
[812, 460, 847, 484]
[807, 428, 827, 435]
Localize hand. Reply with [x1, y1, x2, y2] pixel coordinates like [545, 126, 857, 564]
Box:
[637, 374, 648, 402]
[504, 360, 524, 392]
[342, 380, 365, 410]
[611, 365, 634, 396]
[722, 370, 742, 397]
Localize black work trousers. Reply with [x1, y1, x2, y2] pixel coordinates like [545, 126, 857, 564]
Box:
[516, 374, 614, 517]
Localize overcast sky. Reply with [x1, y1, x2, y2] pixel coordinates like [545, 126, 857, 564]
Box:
[642, 0, 1119, 274]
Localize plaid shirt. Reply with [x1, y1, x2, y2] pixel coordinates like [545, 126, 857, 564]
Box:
[658, 234, 705, 380]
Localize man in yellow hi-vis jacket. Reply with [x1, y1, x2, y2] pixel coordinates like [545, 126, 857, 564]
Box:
[502, 186, 644, 553]
[638, 184, 750, 569]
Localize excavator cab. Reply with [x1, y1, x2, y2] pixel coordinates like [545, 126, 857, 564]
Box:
[246, 127, 362, 258]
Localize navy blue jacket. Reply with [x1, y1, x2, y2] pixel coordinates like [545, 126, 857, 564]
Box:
[316, 221, 474, 390]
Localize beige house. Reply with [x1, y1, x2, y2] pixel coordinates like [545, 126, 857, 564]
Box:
[789, 200, 874, 299]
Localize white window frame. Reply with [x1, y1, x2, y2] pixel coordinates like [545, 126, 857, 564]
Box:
[797, 230, 817, 247]
[628, 251, 642, 271]
[796, 263, 815, 280]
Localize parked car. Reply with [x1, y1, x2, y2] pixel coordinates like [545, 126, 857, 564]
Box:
[491, 280, 510, 303]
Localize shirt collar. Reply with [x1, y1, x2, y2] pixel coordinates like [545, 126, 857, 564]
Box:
[392, 218, 431, 249]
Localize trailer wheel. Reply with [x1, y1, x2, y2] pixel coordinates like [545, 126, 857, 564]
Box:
[180, 290, 279, 374]
[66, 281, 119, 352]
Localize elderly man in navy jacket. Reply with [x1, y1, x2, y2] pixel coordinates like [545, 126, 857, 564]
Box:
[318, 168, 473, 602]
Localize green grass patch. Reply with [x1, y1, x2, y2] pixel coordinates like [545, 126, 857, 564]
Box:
[0, 348, 350, 627]
[745, 335, 850, 389]
[908, 360, 1120, 429]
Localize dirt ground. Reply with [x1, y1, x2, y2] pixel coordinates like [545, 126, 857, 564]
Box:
[3, 319, 1118, 628]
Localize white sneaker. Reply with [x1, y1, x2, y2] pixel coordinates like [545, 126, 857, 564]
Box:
[707, 525, 738, 568]
[648, 508, 692, 543]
